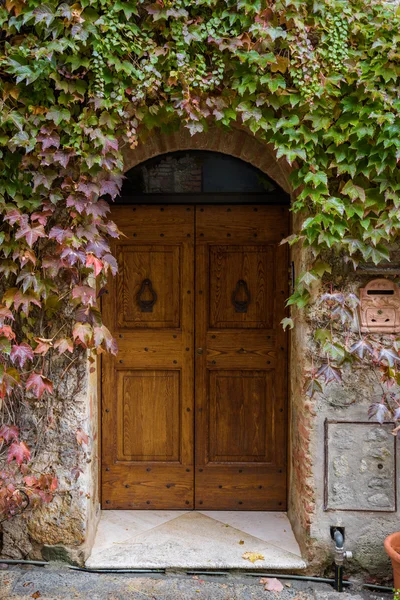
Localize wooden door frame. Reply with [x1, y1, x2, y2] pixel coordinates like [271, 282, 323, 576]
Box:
[99, 196, 291, 511]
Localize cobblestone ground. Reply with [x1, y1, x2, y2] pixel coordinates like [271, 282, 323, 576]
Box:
[0, 566, 393, 600]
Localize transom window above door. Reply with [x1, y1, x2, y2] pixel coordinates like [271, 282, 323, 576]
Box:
[116, 151, 290, 204]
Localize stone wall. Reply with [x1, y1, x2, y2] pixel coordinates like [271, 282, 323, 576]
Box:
[0, 351, 99, 564]
[302, 265, 400, 577]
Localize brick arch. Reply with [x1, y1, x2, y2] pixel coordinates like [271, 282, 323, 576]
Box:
[122, 125, 293, 195]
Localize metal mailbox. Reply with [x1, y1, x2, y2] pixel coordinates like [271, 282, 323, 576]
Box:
[359, 278, 400, 333]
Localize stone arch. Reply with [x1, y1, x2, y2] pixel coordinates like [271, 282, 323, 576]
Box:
[122, 125, 293, 195]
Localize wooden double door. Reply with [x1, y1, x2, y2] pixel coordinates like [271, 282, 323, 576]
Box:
[102, 204, 289, 510]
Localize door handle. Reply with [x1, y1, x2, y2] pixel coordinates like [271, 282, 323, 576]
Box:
[232, 279, 251, 313]
[137, 278, 157, 312]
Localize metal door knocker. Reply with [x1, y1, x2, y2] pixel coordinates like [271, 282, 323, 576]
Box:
[137, 278, 157, 312]
[231, 279, 251, 313]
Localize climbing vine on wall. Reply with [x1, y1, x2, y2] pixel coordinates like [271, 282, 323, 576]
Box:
[0, 0, 400, 518]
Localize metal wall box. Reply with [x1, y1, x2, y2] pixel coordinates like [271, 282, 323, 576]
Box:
[359, 278, 400, 333]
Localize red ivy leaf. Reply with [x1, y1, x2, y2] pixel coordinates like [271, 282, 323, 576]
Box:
[33, 338, 53, 355]
[71, 466, 83, 480]
[7, 441, 31, 465]
[0, 424, 19, 443]
[368, 402, 391, 424]
[304, 377, 323, 398]
[15, 223, 46, 247]
[0, 304, 14, 323]
[316, 363, 342, 384]
[13, 290, 41, 315]
[26, 372, 53, 399]
[86, 255, 104, 277]
[76, 428, 89, 446]
[93, 325, 118, 355]
[378, 348, 400, 367]
[53, 150, 72, 168]
[24, 475, 38, 486]
[72, 322, 93, 345]
[54, 337, 74, 354]
[72, 285, 96, 306]
[102, 253, 118, 275]
[11, 343, 34, 368]
[350, 339, 374, 360]
[3, 208, 23, 225]
[99, 179, 119, 198]
[84, 199, 110, 218]
[31, 210, 52, 226]
[0, 325, 16, 340]
[86, 238, 110, 258]
[48, 226, 73, 243]
[40, 132, 60, 150]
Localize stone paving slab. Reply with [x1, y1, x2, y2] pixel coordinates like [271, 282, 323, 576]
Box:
[0, 565, 392, 600]
[87, 511, 305, 570]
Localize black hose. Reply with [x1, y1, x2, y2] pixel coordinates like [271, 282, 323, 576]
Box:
[0, 559, 48, 566]
[334, 564, 343, 592]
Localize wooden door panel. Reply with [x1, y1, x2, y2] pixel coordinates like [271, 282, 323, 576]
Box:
[116, 245, 180, 328]
[195, 469, 287, 510]
[209, 246, 274, 328]
[102, 206, 194, 510]
[206, 331, 276, 368]
[208, 370, 273, 463]
[195, 205, 289, 510]
[116, 370, 180, 462]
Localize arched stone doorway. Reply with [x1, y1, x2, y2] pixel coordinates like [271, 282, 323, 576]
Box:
[87, 127, 315, 570]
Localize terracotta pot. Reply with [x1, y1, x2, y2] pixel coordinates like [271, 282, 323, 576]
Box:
[384, 532, 400, 590]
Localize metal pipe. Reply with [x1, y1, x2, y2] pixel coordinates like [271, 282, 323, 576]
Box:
[0, 559, 48, 566]
[334, 530, 344, 549]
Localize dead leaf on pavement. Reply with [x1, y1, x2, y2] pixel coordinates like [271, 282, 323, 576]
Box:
[242, 551, 265, 563]
[239, 539, 244, 545]
[31, 592, 41, 599]
[260, 577, 284, 592]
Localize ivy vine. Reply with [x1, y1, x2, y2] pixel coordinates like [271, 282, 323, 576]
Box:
[0, 0, 400, 519]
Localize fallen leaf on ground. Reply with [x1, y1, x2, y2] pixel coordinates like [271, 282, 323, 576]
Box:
[31, 592, 41, 599]
[285, 583, 292, 588]
[261, 578, 284, 592]
[239, 539, 244, 545]
[242, 551, 265, 563]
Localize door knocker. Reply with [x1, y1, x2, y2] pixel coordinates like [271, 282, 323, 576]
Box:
[231, 279, 251, 313]
[137, 278, 157, 312]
